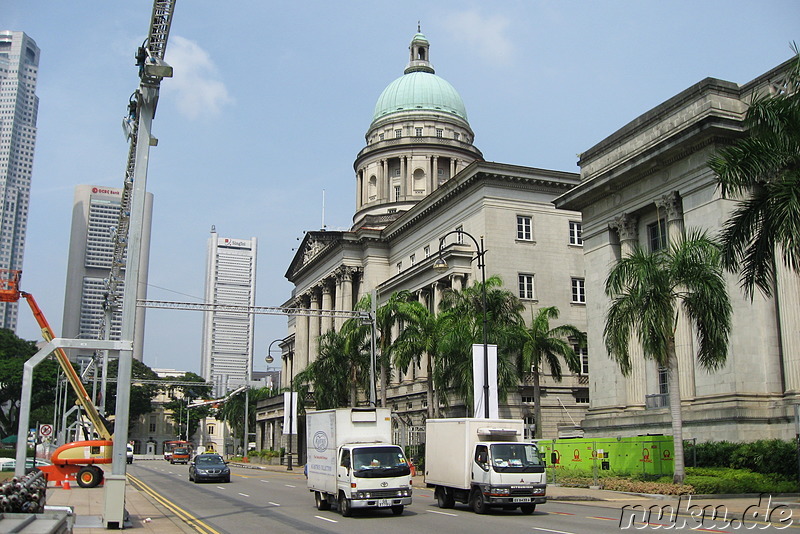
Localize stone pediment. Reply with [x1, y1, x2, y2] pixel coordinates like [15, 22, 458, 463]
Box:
[286, 230, 345, 281]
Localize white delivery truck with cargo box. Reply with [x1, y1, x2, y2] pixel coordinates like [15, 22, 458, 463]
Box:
[306, 408, 413, 517]
[425, 418, 546, 514]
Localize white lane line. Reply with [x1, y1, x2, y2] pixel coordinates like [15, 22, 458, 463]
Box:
[268, 501, 281, 506]
[216, 486, 226, 490]
[315, 516, 338, 523]
[532, 528, 576, 534]
[285, 484, 296, 488]
[238, 493, 250, 497]
[260, 480, 269, 483]
[427, 510, 457, 517]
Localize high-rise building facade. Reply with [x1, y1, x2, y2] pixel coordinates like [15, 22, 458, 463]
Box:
[62, 185, 153, 364]
[0, 31, 40, 330]
[201, 227, 257, 397]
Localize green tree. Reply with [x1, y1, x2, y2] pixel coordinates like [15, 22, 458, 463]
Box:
[217, 386, 274, 451]
[104, 358, 163, 429]
[163, 372, 212, 441]
[709, 45, 800, 298]
[0, 329, 62, 439]
[604, 231, 732, 483]
[294, 317, 371, 410]
[436, 276, 524, 414]
[517, 307, 586, 439]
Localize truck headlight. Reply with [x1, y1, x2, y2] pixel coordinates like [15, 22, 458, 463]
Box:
[490, 487, 510, 495]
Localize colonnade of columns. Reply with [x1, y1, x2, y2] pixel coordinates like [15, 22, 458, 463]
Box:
[357, 155, 464, 209]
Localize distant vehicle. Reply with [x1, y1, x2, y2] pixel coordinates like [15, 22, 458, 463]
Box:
[0, 457, 51, 472]
[164, 440, 191, 461]
[170, 447, 190, 464]
[126, 444, 134, 464]
[189, 453, 230, 483]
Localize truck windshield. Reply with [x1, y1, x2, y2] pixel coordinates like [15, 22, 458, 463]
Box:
[352, 446, 411, 478]
[489, 443, 544, 473]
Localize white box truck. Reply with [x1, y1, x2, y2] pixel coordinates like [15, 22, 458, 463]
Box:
[306, 408, 413, 517]
[425, 418, 546, 514]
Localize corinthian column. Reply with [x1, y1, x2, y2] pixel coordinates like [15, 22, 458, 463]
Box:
[777, 251, 800, 394]
[308, 288, 321, 365]
[610, 213, 645, 409]
[321, 281, 333, 334]
[294, 295, 309, 373]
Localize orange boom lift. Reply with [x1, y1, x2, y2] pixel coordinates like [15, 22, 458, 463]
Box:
[1, 269, 113, 488]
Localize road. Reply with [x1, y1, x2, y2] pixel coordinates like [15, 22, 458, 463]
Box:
[127, 462, 794, 533]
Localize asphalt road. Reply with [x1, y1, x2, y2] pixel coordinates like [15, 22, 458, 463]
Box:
[128, 462, 793, 533]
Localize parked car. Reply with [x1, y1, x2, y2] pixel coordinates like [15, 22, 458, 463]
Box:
[0, 457, 51, 472]
[188, 453, 230, 483]
[126, 444, 134, 464]
[170, 447, 190, 464]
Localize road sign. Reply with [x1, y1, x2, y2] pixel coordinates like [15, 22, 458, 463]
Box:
[39, 424, 53, 437]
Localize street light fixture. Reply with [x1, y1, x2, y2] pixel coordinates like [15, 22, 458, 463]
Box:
[434, 229, 490, 418]
[267, 339, 293, 471]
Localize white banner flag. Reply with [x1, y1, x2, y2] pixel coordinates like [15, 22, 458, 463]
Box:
[283, 392, 297, 435]
[473, 344, 499, 419]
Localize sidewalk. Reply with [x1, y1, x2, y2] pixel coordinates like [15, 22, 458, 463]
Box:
[41, 460, 800, 532]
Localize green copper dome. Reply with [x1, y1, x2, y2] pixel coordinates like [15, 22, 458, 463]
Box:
[372, 71, 468, 124]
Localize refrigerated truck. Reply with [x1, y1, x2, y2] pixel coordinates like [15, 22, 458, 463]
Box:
[306, 408, 413, 516]
[425, 418, 546, 514]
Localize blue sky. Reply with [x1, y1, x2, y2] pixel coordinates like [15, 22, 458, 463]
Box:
[5, 1, 798, 376]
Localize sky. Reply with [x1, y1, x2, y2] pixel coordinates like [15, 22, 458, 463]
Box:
[4, 1, 798, 376]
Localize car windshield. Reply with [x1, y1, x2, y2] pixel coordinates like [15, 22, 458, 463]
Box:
[196, 455, 225, 466]
[489, 443, 544, 473]
[351, 446, 411, 478]
[174, 448, 188, 454]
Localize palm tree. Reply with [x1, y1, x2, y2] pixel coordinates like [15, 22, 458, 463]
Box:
[604, 230, 732, 484]
[709, 45, 800, 298]
[436, 276, 524, 415]
[517, 307, 586, 439]
[392, 300, 443, 418]
[294, 317, 371, 410]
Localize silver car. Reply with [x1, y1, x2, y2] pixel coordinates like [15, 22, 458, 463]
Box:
[188, 453, 231, 483]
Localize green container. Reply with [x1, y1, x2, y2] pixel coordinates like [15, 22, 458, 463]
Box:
[535, 435, 674, 476]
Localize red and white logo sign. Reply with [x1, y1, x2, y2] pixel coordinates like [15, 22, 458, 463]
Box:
[39, 424, 53, 437]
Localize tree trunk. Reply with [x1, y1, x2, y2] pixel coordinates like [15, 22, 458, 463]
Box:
[380, 361, 387, 408]
[667, 337, 685, 484]
[533, 367, 542, 439]
[427, 354, 435, 418]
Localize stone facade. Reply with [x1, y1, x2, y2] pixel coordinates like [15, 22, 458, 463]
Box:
[555, 57, 800, 442]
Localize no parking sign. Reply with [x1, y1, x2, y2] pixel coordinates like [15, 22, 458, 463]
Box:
[39, 424, 53, 438]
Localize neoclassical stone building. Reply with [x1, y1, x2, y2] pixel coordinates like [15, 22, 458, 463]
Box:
[555, 57, 799, 442]
[255, 32, 589, 457]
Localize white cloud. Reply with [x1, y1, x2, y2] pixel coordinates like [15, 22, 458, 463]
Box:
[443, 9, 515, 66]
[164, 36, 233, 119]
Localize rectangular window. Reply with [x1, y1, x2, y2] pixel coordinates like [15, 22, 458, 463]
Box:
[207, 425, 215, 434]
[394, 186, 401, 201]
[518, 274, 535, 300]
[569, 221, 583, 246]
[149, 423, 156, 432]
[575, 396, 590, 404]
[517, 215, 532, 241]
[424, 245, 430, 258]
[395, 129, 402, 138]
[379, 133, 384, 141]
[658, 366, 669, 394]
[571, 278, 586, 303]
[574, 344, 589, 374]
[648, 219, 667, 252]
[455, 225, 464, 244]
[436, 128, 443, 137]
[454, 132, 460, 141]
[415, 127, 423, 137]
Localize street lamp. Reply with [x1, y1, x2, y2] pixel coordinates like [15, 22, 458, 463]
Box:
[267, 339, 293, 471]
[434, 229, 490, 418]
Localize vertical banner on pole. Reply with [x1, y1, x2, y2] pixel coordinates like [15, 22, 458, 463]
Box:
[472, 344, 499, 419]
[283, 392, 297, 434]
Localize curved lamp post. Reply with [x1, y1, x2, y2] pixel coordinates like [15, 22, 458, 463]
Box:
[267, 338, 293, 471]
[433, 229, 490, 418]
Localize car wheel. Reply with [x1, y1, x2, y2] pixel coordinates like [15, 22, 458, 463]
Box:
[77, 466, 102, 488]
[391, 505, 404, 516]
[471, 489, 489, 514]
[520, 504, 536, 515]
[315, 491, 330, 511]
[435, 486, 455, 509]
[338, 493, 352, 517]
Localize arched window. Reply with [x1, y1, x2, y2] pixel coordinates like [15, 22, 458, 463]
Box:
[413, 168, 426, 194]
[368, 175, 377, 200]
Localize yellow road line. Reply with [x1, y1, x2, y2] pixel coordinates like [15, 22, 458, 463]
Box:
[127, 473, 222, 534]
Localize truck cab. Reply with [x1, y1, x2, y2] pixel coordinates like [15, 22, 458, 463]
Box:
[335, 444, 412, 515]
[469, 440, 546, 513]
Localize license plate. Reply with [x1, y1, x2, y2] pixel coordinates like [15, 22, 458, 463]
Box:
[378, 499, 392, 507]
[512, 497, 531, 503]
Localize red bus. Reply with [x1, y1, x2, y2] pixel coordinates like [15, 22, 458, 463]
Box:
[163, 440, 192, 461]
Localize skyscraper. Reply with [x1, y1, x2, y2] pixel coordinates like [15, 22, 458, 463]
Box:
[62, 185, 153, 365]
[0, 31, 39, 330]
[201, 227, 257, 397]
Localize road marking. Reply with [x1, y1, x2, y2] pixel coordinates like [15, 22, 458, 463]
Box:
[216, 486, 226, 490]
[127, 473, 221, 534]
[532, 528, 577, 534]
[315, 516, 338, 523]
[268, 502, 281, 506]
[260, 479, 269, 483]
[428, 510, 457, 517]
[548, 511, 574, 516]
[587, 516, 616, 521]
[285, 484, 296, 488]
[238, 493, 250, 497]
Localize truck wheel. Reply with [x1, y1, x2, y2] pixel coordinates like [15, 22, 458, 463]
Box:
[338, 493, 352, 517]
[391, 505, 404, 516]
[435, 487, 455, 509]
[77, 466, 102, 488]
[471, 490, 489, 514]
[520, 504, 536, 515]
[315, 491, 330, 511]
